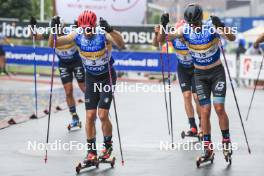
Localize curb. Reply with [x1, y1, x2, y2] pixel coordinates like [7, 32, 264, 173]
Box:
[0, 119, 10, 129]
[8, 116, 30, 125]
[0, 75, 61, 85]
[0, 98, 84, 130]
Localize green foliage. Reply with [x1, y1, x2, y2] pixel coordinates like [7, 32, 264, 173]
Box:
[0, 0, 52, 21]
[0, 0, 32, 20]
[31, 0, 40, 19]
[148, 11, 161, 24]
[31, 0, 53, 20]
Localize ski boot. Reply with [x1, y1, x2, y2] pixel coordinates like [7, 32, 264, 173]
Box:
[98, 146, 116, 168]
[67, 113, 81, 131]
[196, 141, 215, 168]
[181, 127, 200, 141]
[222, 138, 232, 165]
[76, 152, 99, 174]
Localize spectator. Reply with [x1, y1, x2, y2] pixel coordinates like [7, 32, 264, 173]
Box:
[0, 33, 14, 75]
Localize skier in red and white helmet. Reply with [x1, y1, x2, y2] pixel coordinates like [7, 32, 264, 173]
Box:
[49, 10, 125, 163]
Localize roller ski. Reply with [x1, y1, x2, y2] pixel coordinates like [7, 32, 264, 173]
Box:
[223, 138, 232, 165]
[67, 114, 81, 131]
[196, 141, 215, 168]
[181, 127, 201, 141]
[76, 152, 99, 174]
[98, 146, 116, 168]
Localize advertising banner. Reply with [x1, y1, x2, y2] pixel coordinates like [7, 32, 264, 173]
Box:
[55, 0, 147, 25]
[3, 45, 178, 73]
[240, 54, 264, 80]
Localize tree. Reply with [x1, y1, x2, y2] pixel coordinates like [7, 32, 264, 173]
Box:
[0, 0, 32, 20]
[0, 0, 52, 21]
[31, 0, 53, 21]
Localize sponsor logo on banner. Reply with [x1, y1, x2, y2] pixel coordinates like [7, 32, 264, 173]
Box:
[55, 0, 147, 25]
[240, 55, 264, 80]
[242, 58, 252, 76]
[111, 0, 141, 11]
[2, 45, 177, 73]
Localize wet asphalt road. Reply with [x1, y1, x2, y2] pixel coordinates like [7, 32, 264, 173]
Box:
[0, 77, 83, 120]
[0, 80, 264, 176]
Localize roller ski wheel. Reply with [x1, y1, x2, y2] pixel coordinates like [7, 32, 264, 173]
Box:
[110, 157, 116, 168]
[223, 140, 232, 165]
[76, 163, 82, 174]
[56, 106, 62, 111]
[99, 156, 116, 168]
[67, 124, 71, 131]
[75, 154, 99, 174]
[78, 99, 84, 103]
[223, 148, 232, 165]
[75, 160, 99, 174]
[98, 147, 115, 168]
[181, 128, 200, 141]
[224, 154, 232, 165]
[181, 131, 186, 139]
[43, 109, 49, 115]
[196, 153, 215, 168]
[67, 119, 81, 131]
[78, 121, 82, 128]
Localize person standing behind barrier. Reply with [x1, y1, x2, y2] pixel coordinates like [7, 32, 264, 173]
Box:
[0, 33, 14, 75]
[235, 34, 246, 87]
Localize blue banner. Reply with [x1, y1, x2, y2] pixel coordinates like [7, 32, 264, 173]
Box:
[3, 45, 58, 66]
[2, 45, 178, 73]
[224, 17, 264, 32]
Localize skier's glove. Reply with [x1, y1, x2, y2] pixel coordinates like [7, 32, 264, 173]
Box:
[211, 16, 225, 28]
[161, 13, 170, 28]
[99, 17, 113, 33]
[50, 16, 61, 28]
[50, 16, 61, 34]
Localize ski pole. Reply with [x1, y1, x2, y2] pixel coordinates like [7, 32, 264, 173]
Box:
[165, 35, 174, 145]
[44, 34, 57, 163]
[159, 42, 171, 136]
[219, 40, 251, 154]
[32, 33, 38, 118]
[105, 42, 125, 165]
[246, 49, 264, 121]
